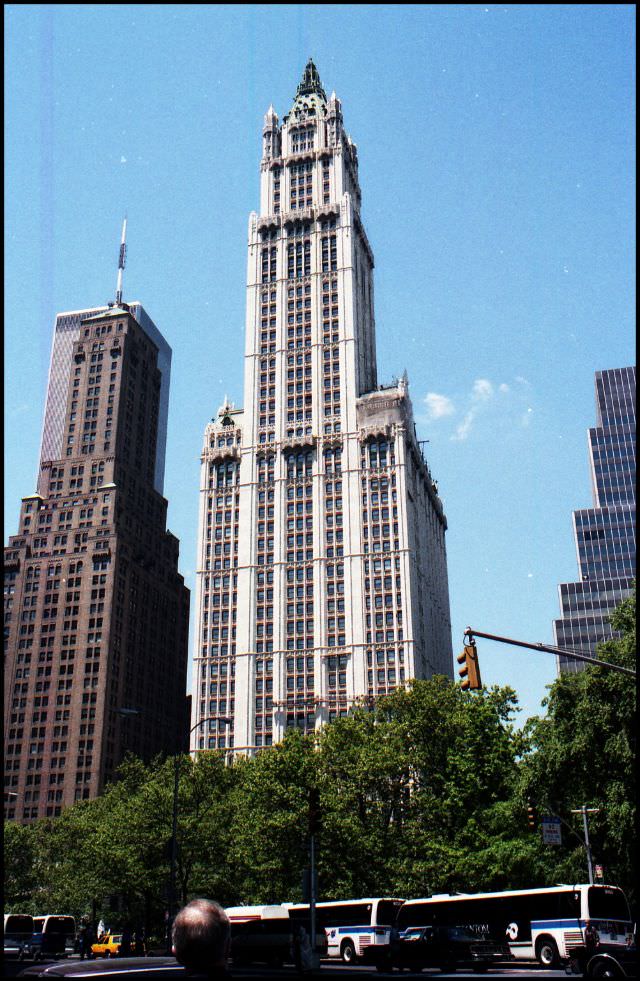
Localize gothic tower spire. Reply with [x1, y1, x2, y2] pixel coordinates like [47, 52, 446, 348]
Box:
[295, 57, 327, 102]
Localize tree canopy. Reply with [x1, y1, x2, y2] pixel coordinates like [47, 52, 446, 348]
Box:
[4, 590, 635, 935]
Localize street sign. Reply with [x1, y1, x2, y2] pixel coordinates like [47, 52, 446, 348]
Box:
[595, 864, 604, 879]
[542, 815, 562, 845]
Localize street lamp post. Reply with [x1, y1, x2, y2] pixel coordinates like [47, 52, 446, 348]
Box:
[165, 715, 232, 954]
[571, 805, 600, 884]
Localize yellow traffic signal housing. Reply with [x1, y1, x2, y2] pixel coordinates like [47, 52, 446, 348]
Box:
[527, 799, 538, 830]
[457, 643, 482, 690]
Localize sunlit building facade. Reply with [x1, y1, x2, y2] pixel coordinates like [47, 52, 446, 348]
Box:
[191, 61, 453, 754]
[554, 366, 636, 674]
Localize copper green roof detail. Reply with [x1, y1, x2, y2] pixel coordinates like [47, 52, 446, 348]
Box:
[295, 58, 326, 102]
[286, 59, 328, 122]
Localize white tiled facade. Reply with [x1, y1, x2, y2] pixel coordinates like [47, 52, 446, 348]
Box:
[191, 62, 453, 755]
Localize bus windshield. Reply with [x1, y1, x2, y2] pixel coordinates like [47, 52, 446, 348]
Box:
[4, 915, 34, 937]
[377, 901, 404, 926]
[588, 888, 631, 922]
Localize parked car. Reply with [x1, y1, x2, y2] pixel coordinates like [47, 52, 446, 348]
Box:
[384, 924, 511, 973]
[91, 935, 127, 959]
[565, 939, 637, 978]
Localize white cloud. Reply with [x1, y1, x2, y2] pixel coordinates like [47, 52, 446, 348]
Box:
[419, 375, 532, 443]
[452, 411, 475, 441]
[424, 392, 455, 419]
[472, 378, 494, 401]
[450, 376, 515, 441]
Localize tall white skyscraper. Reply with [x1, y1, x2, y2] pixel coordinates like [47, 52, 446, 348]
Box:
[192, 61, 452, 754]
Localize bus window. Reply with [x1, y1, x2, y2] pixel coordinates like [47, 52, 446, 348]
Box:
[376, 901, 403, 926]
[37, 916, 76, 935]
[321, 903, 372, 928]
[4, 914, 34, 940]
[588, 887, 631, 922]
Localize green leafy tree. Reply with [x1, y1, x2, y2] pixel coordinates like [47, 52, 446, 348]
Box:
[522, 589, 636, 907]
[229, 728, 319, 903]
[4, 820, 38, 909]
[5, 601, 634, 926]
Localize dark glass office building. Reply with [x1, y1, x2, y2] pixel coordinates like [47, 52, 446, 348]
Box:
[553, 366, 636, 673]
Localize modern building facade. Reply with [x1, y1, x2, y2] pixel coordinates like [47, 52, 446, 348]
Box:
[553, 366, 636, 674]
[4, 295, 190, 822]
[39, 303, 172, 497]
[191, 61, 453, 754]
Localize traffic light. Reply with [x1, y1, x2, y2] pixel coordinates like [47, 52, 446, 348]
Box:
[308, 787, 322, 836]
[527, 799, 538, 830]
[457, 642, 482, 690]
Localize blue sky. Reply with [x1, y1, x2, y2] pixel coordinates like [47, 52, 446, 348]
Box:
[4, 4, 635, 724]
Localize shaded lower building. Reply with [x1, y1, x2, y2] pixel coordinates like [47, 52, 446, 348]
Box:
[4, 300, 190, 822]
[553, 366, 636, 673]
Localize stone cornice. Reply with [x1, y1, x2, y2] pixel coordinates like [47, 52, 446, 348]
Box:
[201, 445, 241, 465]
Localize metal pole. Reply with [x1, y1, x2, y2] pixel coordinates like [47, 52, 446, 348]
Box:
[167, 754, 180, 954]
[581, 805, 594, 885]
[310, 833, 317, 968]
[465, 627, 636, 677]
[571, 805, 599, 884]
[166, 715, 232, 954]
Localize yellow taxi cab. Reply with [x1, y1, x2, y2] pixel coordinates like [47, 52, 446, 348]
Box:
[90, 933, 126, 958]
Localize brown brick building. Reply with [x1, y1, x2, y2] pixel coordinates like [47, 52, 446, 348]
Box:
[4, 301, 190, 822]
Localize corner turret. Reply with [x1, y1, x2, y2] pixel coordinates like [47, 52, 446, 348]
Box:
[262, 104, 281, 160]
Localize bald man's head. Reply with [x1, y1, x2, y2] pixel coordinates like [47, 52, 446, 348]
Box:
[172, 899, 230, 972]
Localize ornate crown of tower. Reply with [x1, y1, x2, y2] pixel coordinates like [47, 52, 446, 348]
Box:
[286, 58, 328, 121]
[295, 58, 327, 101]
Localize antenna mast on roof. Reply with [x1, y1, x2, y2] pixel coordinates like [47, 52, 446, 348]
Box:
[115, 217, 127, 305]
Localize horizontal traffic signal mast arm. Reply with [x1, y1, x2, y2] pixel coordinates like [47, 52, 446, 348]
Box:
[464, 628, 636, 677]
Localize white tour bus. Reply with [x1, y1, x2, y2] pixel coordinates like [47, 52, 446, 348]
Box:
[30, 914, 77, 959]
[285, 897, 405, 964]
[395, 884, 632, 966]
[4, 913, 35, 952]
[224, 904, 326, 967]
[224, 905, 292, 967]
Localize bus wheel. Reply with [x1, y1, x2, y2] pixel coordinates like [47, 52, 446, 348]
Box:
[341, 939, 357, 964]
[536, 937, 559, 967]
